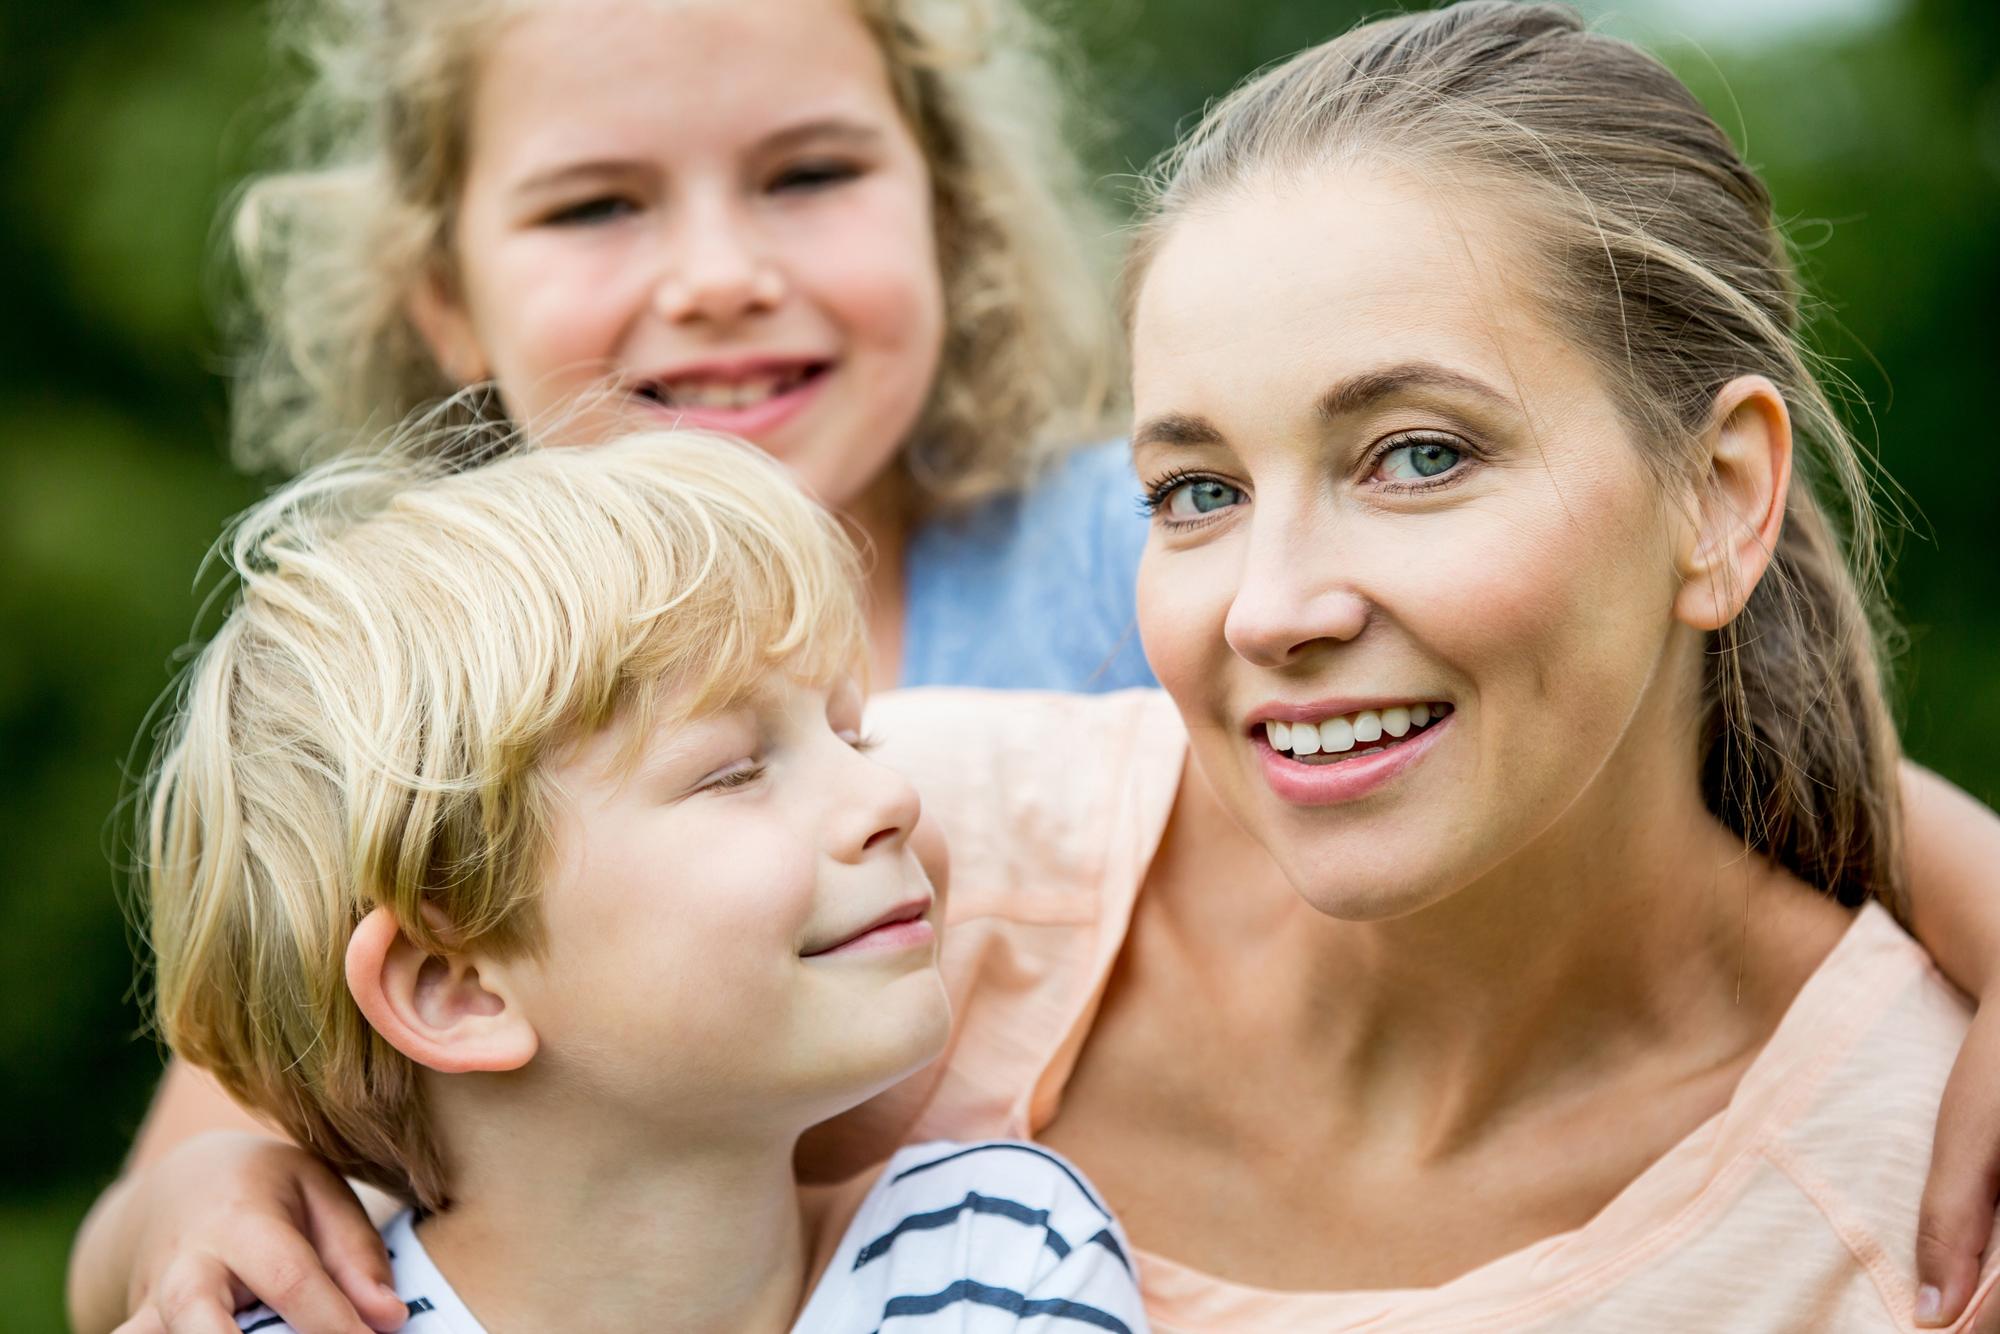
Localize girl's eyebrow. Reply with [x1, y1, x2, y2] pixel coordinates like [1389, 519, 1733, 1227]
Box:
[758, 117, 886, 154]
[512, 157, 655, 196]
[509, 120, 885, 197]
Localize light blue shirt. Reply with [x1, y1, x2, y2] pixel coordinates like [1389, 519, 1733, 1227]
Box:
[902, 440, 1156, 692]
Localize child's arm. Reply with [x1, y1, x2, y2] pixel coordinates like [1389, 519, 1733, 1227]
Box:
[66, 1060, 407, 1334]
[1904, 761, 2000, 1331]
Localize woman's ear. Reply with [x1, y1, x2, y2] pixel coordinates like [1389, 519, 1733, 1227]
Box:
[406, 261, 490, 388]
[346, 905, 537, 1074]
[1673, 375, 1793, 632]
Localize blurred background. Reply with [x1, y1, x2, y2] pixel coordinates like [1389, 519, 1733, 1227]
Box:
[1, 0, 1993, 1326]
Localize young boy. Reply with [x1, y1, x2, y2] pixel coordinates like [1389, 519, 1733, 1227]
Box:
[142, 432, 1145, 1333]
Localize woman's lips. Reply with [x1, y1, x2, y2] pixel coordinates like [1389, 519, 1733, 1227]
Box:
[1253, 711, 1453, 806]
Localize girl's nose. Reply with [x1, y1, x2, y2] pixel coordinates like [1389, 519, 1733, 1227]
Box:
[652, 213, 786, 324]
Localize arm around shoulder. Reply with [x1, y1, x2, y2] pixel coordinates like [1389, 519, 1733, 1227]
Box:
[67, 1058, 407, 1334]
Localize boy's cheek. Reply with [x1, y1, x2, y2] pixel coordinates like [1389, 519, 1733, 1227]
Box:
[911, 815, 950, 904]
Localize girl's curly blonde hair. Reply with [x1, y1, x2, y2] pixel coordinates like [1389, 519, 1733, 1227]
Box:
[229, 0, 1123, 510]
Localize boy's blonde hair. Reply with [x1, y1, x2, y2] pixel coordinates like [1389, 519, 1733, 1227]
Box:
[230, 0, 1122, 509]
[143, 430, 864, 1208]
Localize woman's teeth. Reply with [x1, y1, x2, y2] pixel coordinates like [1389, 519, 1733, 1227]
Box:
[1263, 703, 1451, 759]
[643, 369, 810, 409]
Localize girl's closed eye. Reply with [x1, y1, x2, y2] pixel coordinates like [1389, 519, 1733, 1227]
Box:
[768, 158, 864, 194]
[540, 194, 641, 228]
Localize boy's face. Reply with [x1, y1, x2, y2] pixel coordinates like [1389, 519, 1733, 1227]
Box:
[520, 676, 948, 1134]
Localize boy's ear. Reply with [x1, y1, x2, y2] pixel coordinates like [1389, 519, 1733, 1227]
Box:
[346, 905, 537, 1074]
[405, 262, 490, 388]
[1672, 374, 1793, 633]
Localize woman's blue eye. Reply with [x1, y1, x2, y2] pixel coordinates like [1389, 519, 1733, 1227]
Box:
[1377, 438, 1463, 483]
[1156, 477, 1245, 522]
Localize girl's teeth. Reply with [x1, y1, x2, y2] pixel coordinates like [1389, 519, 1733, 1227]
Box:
[1382, 706, 1411, 738]
[1319, 716, 1355, 753]
[1292, 723, 1321, 756]
[1266, 719, 1290, 750]
[1352, 710, 1383, 744]
[1411, 703, 1430, 727]
[657, 373, 800, 409]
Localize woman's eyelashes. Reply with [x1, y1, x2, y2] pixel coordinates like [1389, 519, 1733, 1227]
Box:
[1138, 469, 1246, 524]
[1368, 431, 1475, 490]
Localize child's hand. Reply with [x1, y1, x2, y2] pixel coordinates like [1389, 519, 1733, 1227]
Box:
[1918, 1001, 2000, 1331]
[99, 1131, 405, 1334]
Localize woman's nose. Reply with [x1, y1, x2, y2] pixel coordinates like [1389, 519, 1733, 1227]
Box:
[1223, 510, 1370, 667]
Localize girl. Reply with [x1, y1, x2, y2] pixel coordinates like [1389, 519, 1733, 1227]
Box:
[70, 2, 2000, 1331]
[227, 0, 1146, 693]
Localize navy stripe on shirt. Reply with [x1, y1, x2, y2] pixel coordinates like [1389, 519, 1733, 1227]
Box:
[855, 1191, 1072, 1270]
[890, 1141, 1116, 1221]
[876, 1278, 1135, 1334]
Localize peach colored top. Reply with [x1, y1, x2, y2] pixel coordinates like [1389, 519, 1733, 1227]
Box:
[833, 687, 1999, 1332]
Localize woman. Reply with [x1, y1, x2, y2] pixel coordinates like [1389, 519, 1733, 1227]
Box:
[76, 5, 2000, 1331]
[834, 4, 1999, 1326]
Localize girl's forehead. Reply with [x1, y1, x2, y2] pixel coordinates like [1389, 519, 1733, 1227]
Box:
[476, 0, 898, 145]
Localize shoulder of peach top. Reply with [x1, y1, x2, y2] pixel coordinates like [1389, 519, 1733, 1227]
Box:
[866, 688, 1186, 922]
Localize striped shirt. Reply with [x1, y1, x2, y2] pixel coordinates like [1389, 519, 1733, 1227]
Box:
[235, 1139, 1146, 1333]
[796, 1140, 1147, 1332]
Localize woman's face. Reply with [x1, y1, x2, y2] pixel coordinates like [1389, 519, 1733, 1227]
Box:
[1131, 167, 1702, 920]
[417, 0, 945, 512]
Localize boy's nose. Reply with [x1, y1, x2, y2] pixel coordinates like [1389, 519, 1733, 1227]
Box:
[833, 758, 923, 864]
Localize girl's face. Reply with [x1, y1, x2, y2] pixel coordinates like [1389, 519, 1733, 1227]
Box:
[417, 0, 945, 511]
[1131, 167, 1702, 920]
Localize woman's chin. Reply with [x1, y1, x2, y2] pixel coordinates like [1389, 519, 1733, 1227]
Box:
[1282, 861, 1458, 923]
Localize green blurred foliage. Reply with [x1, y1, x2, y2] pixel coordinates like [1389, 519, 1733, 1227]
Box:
[0, 1, 1993, 1328]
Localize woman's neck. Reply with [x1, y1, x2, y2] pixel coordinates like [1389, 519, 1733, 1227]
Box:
[1152, 713, 1852, 1160]
[415, 1104, 809, 1334]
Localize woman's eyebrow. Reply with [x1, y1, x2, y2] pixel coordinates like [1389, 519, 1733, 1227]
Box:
[1317, 362, 1513, 419]
[1131, 411, 1225, 451]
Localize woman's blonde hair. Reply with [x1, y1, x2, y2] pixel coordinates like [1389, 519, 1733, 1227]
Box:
[229, 0, 1122, 509]
[142, 430, 864, 1209]
[1128, 2, 1903, 909]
